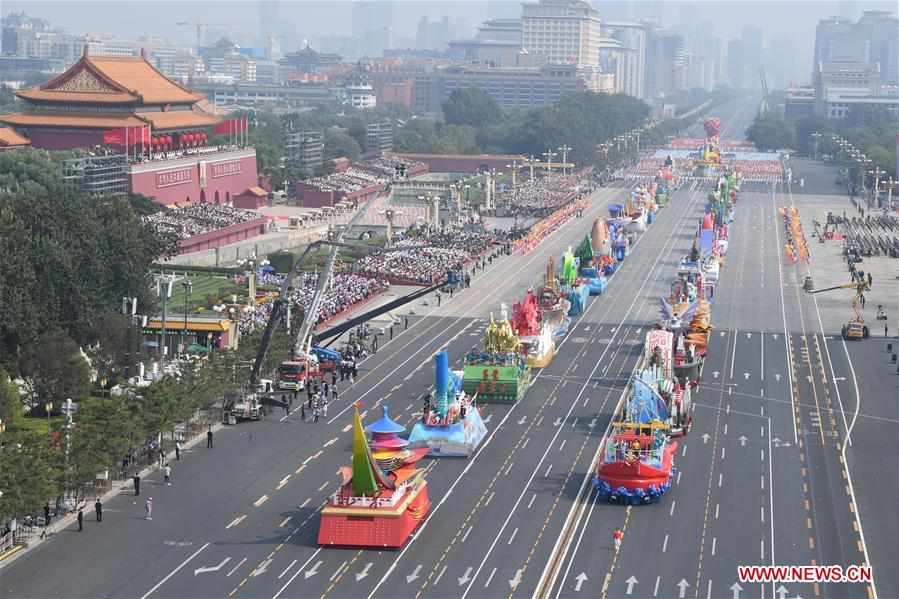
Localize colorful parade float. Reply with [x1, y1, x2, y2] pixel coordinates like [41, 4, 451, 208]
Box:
[693, 117, 723, 177]
[317, 407, 430, 548]
[462, 313, 532, 403]
[408, 350, 488, 457]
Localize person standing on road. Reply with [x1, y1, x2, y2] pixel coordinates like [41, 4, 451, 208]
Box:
[133, 474, 141, 496]
[44, 503, 52, 527]
[613, 527, 623, 553]
[867, 272, 873, 287]
[163, 464, 172, 486]
[207, 429, 213, 448]
[331, 370, 337, 387]
[174, 440, 181, 461]
[145, 498, 153, 520]
[322, 401, 328, 418]
[300, 403, 306, 422]
[95, 499, 102, 522]
[77, 508, 83, 531]
[331, 385, 337, 402]
[313, 406, 320, 423]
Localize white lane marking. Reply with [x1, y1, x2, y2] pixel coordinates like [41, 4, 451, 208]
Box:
[461, 525, 473, 543]
[484, 567, 498, 588]
[272, 548, 322, 599]
[294, 465, 306, 475]
[227, 557, 248, 577]
[485, 491, 496, 506]
[278, 560, 298, 580]
[277, 475, 290, 490]
[323, 437, 338, 448]
[507, 527, 519, 545]
[544, 464, 552, 477]
[761, 506, 765, 523]
[729, 328, 739, 379]
[654, 575, 661, 597]
[528, 493, 537, 509]
[721, 447, 726, 460]
[718, 474, 723, 488]
[254, 495, 269, 507]
[522, 437, 530, 449]
[139, 542, 211, 599]
[715, 503, 719, 520]
[711, 537, 717, 556]
[279, 516, 291, 528]
[669, 500, 676, 517]
[662, 534, 669, 553]
[300, 498, 311, 508]
[761, 476, 765, 491]
[317, 481, 329, 492]
[226, 515, 246, 529]
[558, 439, 567, 452]
[434, 565, 448, 586]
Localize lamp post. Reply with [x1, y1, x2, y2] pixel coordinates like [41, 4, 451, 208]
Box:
[557, 144, 572, 176]
[506, 161, 518, 189]
[45, 402, 52, 436]
[182, 279, 192, 354]
[542, 150, 557, 175]
[528, 155, 536, 181]
[810, 131, 822, 160]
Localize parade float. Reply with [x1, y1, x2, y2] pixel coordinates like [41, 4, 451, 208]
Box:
[408, 350, 488, 457]
[537, 257, 572, 341]
[511, 288, 557, 367]
[693, 117, 723, 177]
[317, 407, 430, 548]
[462, 313, 532, 403]
[593, 382, 678, 504]
[641, 330, 693, 435]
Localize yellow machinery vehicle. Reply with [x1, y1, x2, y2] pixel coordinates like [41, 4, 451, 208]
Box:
[803, 276, 870, 339]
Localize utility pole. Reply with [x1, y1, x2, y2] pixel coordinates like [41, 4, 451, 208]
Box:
[528, 155, 535, 181]
[182, 279, 192, 355]
[542, 151, 557, 175]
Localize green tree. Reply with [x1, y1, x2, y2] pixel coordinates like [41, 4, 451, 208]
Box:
[795, 115, 833, 157]
[67, 395, 139, 492]
[442, 88, 503, 128]
[324, 128, 362, 161]
[746, 115, 796, 151]
[17, 330, 90, 411]
[0, 429, 61, 522]
[0, 367, 23, 427]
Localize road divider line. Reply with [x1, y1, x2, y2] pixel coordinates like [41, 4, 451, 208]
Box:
[139, 542, 210, 599]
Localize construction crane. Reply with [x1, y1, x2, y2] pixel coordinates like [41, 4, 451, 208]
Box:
[176, 21, 233, 49]
[802, 277, 870, 339]
[759, 67, 770, 115]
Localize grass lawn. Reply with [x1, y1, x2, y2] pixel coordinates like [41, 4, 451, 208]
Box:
[14, 414, 65, 435]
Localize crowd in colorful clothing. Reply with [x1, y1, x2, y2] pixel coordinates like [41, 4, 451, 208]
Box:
[497, 175, 580, 215]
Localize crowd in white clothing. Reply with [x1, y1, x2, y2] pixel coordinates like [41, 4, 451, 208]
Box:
[144, 205, 260, 240]
[355, 229, 498, 284]
[239, 271, 388, 335]
[497, 175, 579, 215]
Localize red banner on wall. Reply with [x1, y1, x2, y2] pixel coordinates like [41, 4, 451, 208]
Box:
[103, 126, 150, 147]
[212, 118, 249, 135]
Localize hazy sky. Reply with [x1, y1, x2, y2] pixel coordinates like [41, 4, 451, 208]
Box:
[3, 0, 896, 69]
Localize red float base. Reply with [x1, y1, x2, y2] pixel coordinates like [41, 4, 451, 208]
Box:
[317, 481, 430, 549]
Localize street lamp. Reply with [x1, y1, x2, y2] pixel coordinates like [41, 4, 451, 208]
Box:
[45, 402, 53, 435]
[506, 161, 518, 189]
[542, 151, 557, 175]
[557, 145, 572, 176]
[810, 131, 822, 160]
[182, 279, 193, 354]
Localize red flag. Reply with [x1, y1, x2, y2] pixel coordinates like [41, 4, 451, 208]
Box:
[103, 128, 125, 146]
[213, 119, 232, 135]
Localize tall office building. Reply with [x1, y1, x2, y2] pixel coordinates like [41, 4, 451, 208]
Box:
[645, 29, 686, 97]
[813, 11, 898, 84]
[601, 22, 647, 98]
[521, 0, 601, 67]
[352, 0, 394, 58]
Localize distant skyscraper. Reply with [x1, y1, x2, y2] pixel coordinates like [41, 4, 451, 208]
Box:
[258, 0, 279, 45]
[521, 0, 601, 67]
[351, 0, 394, 58]
[487, 0, 521, 20]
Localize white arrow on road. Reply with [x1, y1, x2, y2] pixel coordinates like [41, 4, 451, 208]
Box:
[625, 575, 638, 595]
[509, 568, 524, 590]
[356, 562, 374, 582]
[744, 372, 750, 380]
[194, 557, 231, 576]
[574, 572, 588, 592]
[720, 331, 726, 337]
[730, 582, 743, 599]
[304, 560, 323, 579]
[713, 371, 720, 379]
[251, 558, 273, 577]
[773, 334, 779, 340]
[772, 437, 781, 447]
[517, 416, 527, 425]
[458, 567, 474, 586]
[677, 578, 690, 598]
[701, 433, 710, 444]
[746, 332, 752, 339]
[483, 414, 493, 424]
[776, 585, 789, 599]
[553, 417, 563, 427]
[588, 418, 597, 429]
[739, 435, 748, 447]
[406, 565, 422, 584]
[775, 374, 782, 381]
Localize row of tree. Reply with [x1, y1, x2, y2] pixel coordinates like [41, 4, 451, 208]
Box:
[746, 106, 897, 179]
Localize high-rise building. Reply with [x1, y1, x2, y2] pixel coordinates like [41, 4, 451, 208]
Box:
[352, 0, 394, 58]
[416, 17, 455, 51]
[600, 21, 647, 98]
[726, 38, 744, 89]
[813, 11, 898, 84]
[645, 28, 685, 98]
[521, 0, 601, 67]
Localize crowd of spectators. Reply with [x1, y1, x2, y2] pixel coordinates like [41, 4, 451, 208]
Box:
[301, 167, 385, 194]
[355, 155, 427, 179]
[144, 205, 260, 240]
[239, 271, 389, 335]
[355, 229, 499, 284]
[497, 175, 579, 215]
